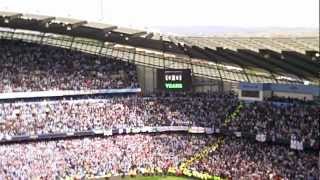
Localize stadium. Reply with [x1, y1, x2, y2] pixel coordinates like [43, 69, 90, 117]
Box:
[0, 1, 319, 179]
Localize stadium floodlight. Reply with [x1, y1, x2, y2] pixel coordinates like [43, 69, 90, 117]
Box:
[315, 53, 319, 57]
[4, 18, 9, 23]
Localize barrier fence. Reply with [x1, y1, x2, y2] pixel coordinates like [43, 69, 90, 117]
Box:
[1, 125, 318, 151]
[0, 88, 141, 100]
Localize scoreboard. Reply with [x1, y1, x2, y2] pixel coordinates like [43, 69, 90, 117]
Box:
[157, 69, 192, 91]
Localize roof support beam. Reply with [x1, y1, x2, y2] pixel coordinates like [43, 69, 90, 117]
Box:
[0, 11, 22, 20]
[144, 33, 154, 39]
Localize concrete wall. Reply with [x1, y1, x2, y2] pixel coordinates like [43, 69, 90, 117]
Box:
[136, 65, 157, 95]
[263, 90, 272, 99]
[192, 76, 223, 92]
[224, 81, 238, 93]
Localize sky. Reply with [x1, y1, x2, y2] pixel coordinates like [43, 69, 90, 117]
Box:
[0, 0, 319, 30]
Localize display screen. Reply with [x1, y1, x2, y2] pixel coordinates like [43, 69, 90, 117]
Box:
[157, 69, 192, 91]
[241, 90, 260, 98]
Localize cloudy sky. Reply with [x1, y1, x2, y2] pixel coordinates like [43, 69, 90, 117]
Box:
[0, 0, 318, 29]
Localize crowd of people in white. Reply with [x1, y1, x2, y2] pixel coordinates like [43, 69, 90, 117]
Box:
[0, 94, 237, 137]
[0, 39, 318, 179]
[0, 95, 318, 179]
[0, 134, 209, 179]
[228, 101, 319, 144]
[0, 94, 318, 145]
[0, 134, 318, 179]
[191, 137, 319, 180]
[0, 39, 138, 93]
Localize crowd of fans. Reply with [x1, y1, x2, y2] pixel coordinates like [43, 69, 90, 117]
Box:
[191, 137, 319, 180]
[228, 101, 319, 144]
[0, 134, 211, 179]
[0, 39, 319, 179]
[0, 134, 318, 179]
[0, 94, 237, 136]
[0, 39, 138, 93]
[1, 93, 318, 145]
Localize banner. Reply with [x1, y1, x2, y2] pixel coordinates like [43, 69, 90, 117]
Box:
[0, 125, 317, 152]
[104, 130, 113, 136]
[205, 128, 214, 134]
[156, 126, 189, 132]
[188, 127, 205, 133]
[256, 133, 266, 142]
[140, 126, 157, 133]
[290, 139, 303, 150]
[234, 131, 242, 137]
[0, 88, 141, 100]
[93, 129, 104, 135]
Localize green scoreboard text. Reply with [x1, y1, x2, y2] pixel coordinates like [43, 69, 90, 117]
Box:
[157, 69, 191, 91]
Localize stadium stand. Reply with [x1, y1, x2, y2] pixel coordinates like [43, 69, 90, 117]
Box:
[0, 93, 237, 136]
[190, 137, 319, 179]
[0, 134, 211, 179]
[0, 11, 319, 180]
[228, 101, 319, 146]
[0, 39, 138, 93]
